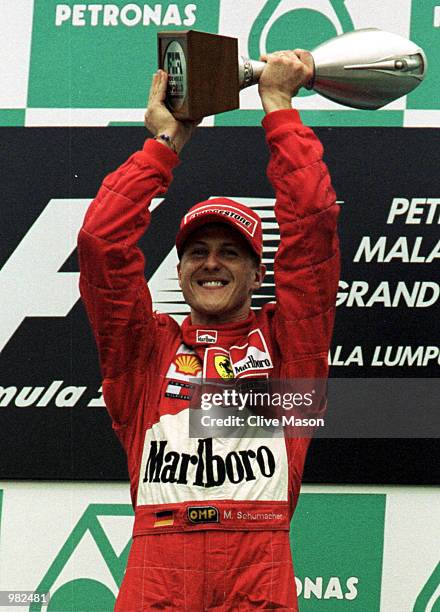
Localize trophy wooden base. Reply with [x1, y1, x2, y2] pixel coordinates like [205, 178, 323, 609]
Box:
[158, 30, 239, 121]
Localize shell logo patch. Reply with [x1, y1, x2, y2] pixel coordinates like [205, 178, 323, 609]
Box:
[174, 354, 202, 376]
[214, 355, 234, 379]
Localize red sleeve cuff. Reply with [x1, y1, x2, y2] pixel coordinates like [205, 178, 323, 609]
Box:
[262, 109, 303, 136]
[140, 138, 180, 181]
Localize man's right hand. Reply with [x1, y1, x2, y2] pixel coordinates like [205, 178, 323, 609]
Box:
[144, 70, 198, 155]
[258, 50, 314, 115]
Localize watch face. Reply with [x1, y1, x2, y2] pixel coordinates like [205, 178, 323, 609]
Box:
[164, 40, 187, 110]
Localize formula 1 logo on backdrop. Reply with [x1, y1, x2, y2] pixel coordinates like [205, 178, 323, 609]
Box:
[0, 197, 178, 352]
[0, 199, 89, 352]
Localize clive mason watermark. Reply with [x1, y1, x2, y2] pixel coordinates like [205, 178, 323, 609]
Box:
[189, 379, 327, 439]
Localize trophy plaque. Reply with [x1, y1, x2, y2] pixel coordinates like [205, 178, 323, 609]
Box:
[158, 30, 239, 120]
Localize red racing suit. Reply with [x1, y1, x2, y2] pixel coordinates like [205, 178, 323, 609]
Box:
[78, 109, 340, 610]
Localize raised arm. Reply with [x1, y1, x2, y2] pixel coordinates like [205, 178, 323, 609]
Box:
[259, 52, 340, 373]
[78, 71, 197, 424]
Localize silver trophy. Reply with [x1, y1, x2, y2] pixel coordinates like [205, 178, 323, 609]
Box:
[239, 28, 427, 109]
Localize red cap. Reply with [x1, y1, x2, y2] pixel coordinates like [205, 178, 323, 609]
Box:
[176, 198, 263, 260]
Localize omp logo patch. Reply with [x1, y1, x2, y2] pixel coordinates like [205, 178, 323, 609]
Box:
[187, 506, 219, 524]
[196, 329, 218, 344]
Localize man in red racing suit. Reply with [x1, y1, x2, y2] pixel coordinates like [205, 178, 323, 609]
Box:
[78, 51, 339, 610]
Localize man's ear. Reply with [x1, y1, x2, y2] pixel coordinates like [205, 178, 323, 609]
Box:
[177, 262, 182, 289]
[253, 263, 266, 289]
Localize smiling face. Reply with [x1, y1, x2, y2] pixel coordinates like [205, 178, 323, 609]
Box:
[177, 223, 266, 325]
